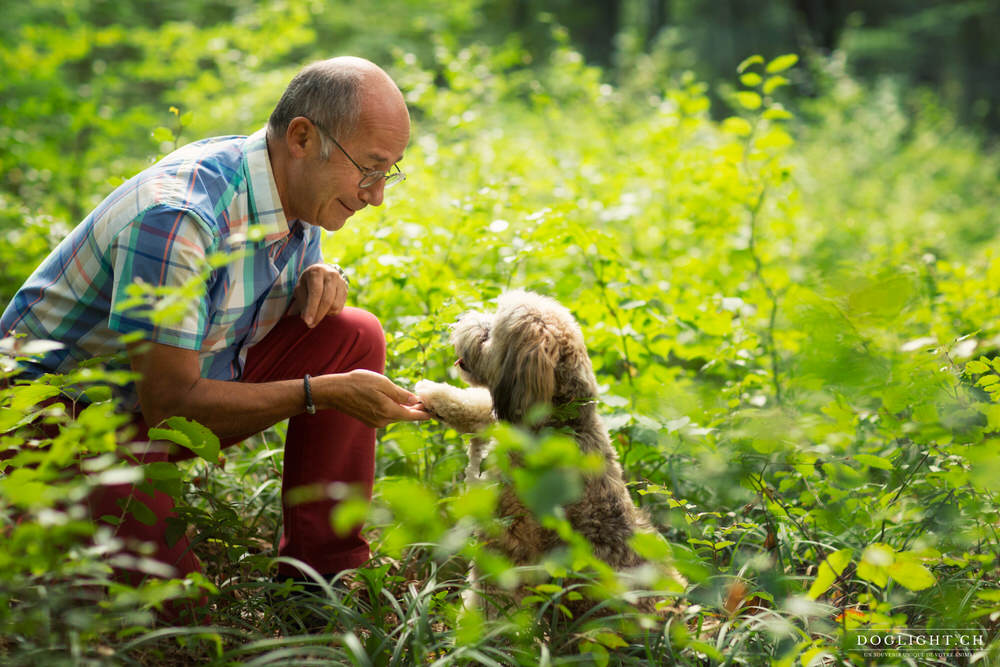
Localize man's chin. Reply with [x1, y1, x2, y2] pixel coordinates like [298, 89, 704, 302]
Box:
[307, 211, 351, 232]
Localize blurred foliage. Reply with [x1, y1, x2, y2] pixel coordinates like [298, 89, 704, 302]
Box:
[3, 1, 1000, 665]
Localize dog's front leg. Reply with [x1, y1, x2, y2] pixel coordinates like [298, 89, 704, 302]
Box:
[415, 380, 495, 434]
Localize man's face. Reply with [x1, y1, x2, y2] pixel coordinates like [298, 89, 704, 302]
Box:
[293, 99, 410, 232]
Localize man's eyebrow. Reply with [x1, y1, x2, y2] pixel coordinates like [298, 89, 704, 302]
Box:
[367, 152, 404, 166]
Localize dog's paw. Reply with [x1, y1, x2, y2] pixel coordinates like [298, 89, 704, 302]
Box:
[415, 380, 494, 433]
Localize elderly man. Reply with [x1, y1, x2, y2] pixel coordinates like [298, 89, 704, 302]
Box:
[0, 57, 428, 585]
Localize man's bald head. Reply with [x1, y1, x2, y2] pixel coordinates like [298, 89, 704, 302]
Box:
[267, 56, 407, 160]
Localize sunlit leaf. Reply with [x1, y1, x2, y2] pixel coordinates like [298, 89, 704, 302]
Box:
[736, 91, 762, 110]
[888, 559, 936, 591]
[722, 117, 753, 136]
[858, 544, 894, 587]
[807, 548, 853, 599]
[763, 75, 790, 94]
[766, 53, 799, 73]
[737, 54, 764, 72]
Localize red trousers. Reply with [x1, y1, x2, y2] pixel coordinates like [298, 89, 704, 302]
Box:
[88, 308, 384, 582]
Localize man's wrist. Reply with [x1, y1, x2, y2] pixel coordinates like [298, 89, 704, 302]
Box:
[306, 372, 345, 414]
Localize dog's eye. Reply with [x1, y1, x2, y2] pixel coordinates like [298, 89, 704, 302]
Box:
[457, 359, 469, 371]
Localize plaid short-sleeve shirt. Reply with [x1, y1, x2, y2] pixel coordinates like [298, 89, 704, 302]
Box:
[1, 128, 323, 408]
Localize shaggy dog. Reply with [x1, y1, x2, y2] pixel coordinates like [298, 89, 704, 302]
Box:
[416, 290, 684, 612]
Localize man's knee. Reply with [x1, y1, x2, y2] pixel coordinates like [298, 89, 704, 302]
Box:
[314, 307, 386, 370]
[337, 307, 384, 344]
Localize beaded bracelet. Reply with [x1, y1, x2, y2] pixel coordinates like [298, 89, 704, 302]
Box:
[303, 373, 316, 415]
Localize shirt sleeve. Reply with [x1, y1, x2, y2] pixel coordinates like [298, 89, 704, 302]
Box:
[107, 206, 216, 350]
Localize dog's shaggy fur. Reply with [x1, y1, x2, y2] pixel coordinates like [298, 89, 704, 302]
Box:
[417, 290, 684, 610]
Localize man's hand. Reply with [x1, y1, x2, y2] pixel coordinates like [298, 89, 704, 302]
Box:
[315, 369, 430, 428]
[291, 263, 349, 327]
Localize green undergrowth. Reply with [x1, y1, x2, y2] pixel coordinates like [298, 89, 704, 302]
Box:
[3, 11, 1000, 666]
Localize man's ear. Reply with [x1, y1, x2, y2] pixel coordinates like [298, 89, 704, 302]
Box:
[285, 117, 313, 159]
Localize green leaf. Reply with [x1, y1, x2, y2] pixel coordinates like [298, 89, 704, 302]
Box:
[151, 126, 174, 143]
[857, 544, 894, 587]
[0, 470, 56, 508]
[756, 127, 794, 149]
[0, 407, 34, 432]
[450, 484, 497, 521]
[736, 91, 762, 110]
[737, 54, 764, 73]
[766, 53, 799, 73]
[978, 403, 1000, 431]
[631, 531, 671, 560]
[684, 639, 724, 662]
[807, 548, 853, 599]
[740, 72, 763, 87]
[855, 454, 894, 470]
[534, 583, 564, 594]
[8, 383, 62, 413]
[144, 461, 182, 480]
[455, 605, 484, 646]
[763, 106, 794, 120]
[763, 75, 790, 94]
[164, 416, 220, 462]
[594, 632, 627, 649]
[853, 559, 887, 589]
[147, 427, 192, 450]
[722, 117, 753, 136]
[165, 517, 187, 548]
[801, 645, 833, 667]
[331, 497, 370, 537]
[888, 559, 936, 591]
[579, 642, 609, 667]
[965, 359, 991, 374]
[513, 466, 582, 518]
[119, 497, 158, 526]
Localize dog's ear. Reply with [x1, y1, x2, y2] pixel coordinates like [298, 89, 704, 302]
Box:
[492, 329, 558, 423]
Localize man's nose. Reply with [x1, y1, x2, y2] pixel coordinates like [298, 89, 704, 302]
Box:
[358, 180, 385, 207]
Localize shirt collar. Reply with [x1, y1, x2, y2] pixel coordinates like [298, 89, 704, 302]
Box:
[243, 127, 296, 244]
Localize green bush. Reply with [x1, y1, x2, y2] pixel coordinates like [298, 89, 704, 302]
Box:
[2, 6, 999, 665]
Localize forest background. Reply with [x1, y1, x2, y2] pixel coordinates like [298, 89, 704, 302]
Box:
[2, 0, 1000, 664]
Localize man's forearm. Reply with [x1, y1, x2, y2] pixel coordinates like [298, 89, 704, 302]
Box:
[142, 375, 311, 440]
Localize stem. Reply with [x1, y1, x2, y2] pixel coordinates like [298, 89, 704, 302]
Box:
[588, 252, 637, 396]
[750, 468, 815, 557]
[746, 186, 783, 405]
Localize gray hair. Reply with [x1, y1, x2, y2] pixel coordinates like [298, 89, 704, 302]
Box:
[267, 59, 363, 161]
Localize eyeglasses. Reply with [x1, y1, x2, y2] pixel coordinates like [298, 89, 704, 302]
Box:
[306, 117, 405, 189]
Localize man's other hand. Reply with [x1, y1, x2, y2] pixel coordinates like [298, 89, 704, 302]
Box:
[291, 263, 349, 327]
